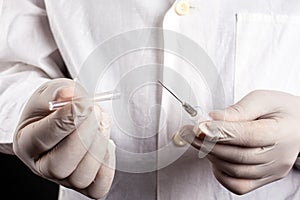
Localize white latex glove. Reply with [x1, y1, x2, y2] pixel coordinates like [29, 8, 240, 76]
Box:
[13, 78, 115, 199]
[197, 90, 300, 195]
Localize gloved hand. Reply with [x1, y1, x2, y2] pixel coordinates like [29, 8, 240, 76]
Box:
[13, 78, 115, 199]
[198, 90, 300, 195]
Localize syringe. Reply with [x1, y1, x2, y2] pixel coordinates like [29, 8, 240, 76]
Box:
[158, 81, 203, 147]
[49, 90, 121, 111]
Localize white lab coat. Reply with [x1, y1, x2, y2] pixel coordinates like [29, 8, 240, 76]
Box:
[1, 0, 300, 199]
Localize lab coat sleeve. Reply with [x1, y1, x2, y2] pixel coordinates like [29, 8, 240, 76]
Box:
[0, 0, 67, 154]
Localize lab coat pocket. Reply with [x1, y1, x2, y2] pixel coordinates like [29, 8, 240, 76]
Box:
[234, 13, 300, 101]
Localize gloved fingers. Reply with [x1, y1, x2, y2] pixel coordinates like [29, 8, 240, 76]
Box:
[211, 166, 273, 195]
[198, 119, 277, 147]
[56, 107, 111, 190]
[87, 127, 110, 164]
[64, 151, 103, 190]
[207, 143, 275, 165]
[209, 90, 282, 122]
[207, 155, 273, 179]
[81, 106, 111, 167]
[83, 141, 116, 199]
[66, 121, 111, 189]
[35, 111, 101, 179]
[14, 99, 92, 159]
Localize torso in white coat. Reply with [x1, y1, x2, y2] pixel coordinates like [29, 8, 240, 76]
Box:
[6, 0, 300, 199]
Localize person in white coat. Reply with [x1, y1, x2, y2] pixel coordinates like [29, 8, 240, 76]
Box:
[1, 0, 300, 199]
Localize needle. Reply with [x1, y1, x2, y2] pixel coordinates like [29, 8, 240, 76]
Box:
[158, 81, 183, 104]
[158, 81, 198, 117]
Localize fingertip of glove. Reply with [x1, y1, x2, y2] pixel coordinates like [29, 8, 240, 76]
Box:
[53, 86, 76, 102]
[50, 99, 93, 129]
[209, 110, 225, 120]
[198, 121, 222, 140]
[71, 99, 94, 116]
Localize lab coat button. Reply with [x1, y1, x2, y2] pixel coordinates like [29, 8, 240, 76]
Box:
[175, 1, 190, 16]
